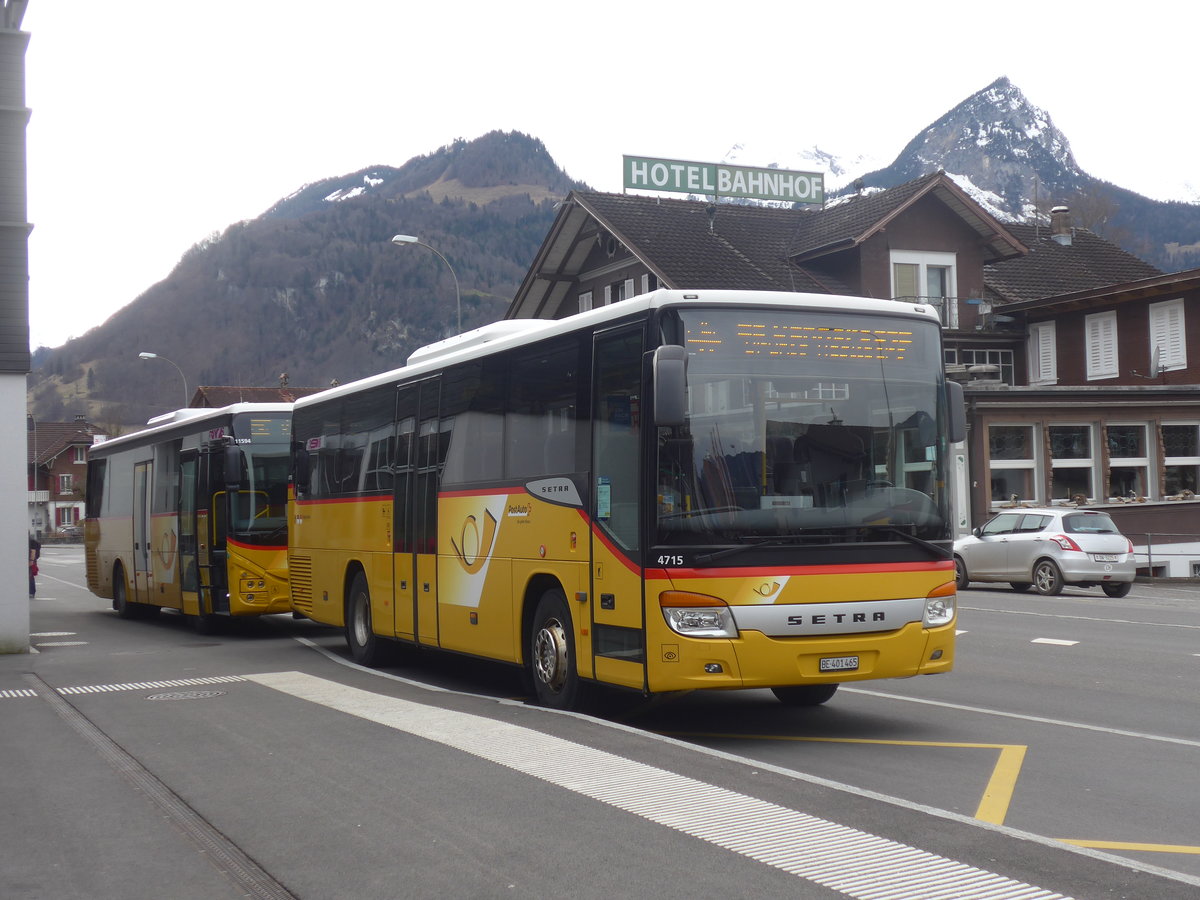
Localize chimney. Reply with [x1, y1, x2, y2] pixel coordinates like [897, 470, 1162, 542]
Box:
[1050, 206, 1072, 246]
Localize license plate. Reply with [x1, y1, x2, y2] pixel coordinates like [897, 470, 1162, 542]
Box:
[819, 655, 859, 672]
[1093, 554, 1118, 562]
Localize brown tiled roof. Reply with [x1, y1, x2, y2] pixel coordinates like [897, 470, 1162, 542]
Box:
[574, 192, 824, 292]
[985, 223, 1162, 304]
[192, 386, 324, 407]
[27, 420, 107, 465]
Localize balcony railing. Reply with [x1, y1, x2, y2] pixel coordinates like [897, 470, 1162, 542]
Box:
[28, 490, 48, 503]
[893, 295, 960, 328]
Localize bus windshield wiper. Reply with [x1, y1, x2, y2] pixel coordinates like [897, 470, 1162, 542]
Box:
[861, 525, 951, 559]
[694, 534, 832, 566]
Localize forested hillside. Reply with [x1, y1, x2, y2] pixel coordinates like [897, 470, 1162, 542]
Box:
[30, 132, 582, 426]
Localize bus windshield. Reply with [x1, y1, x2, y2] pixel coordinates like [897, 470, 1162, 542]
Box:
[228, 413, 291, 546]
[655, 308, 951, 548]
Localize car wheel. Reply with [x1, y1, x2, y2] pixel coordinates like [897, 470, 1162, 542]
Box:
[1102, 581, 1132, 598]
[1009, 582, 1032, 593]
[954, 556, 969, 590]
[772, 684, 839, 707]
[1033, 559, 1064, 595]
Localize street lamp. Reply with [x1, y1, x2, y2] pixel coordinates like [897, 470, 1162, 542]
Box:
[391, 233, 462, 333]
[138, 351, 190, 409]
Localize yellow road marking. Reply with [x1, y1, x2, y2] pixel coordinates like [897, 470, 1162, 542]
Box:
[1058, 840, 1200, 855]
[661, 732, 1024, 825]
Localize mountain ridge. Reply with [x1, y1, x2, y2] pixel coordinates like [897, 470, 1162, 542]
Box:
[29, 84, 1200, 427]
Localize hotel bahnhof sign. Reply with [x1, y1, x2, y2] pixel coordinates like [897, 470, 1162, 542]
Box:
[623, 155, 824, 205]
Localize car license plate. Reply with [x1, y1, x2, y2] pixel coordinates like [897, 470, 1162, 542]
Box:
[1093, 554, 1118, 562]
[819, 655, 859, 672]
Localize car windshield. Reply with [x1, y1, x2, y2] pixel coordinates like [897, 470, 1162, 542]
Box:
[654, 307, 951, 547]
[1062, 513, 1120, 535]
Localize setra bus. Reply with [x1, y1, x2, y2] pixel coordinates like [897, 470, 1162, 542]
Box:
[85, 403, 293, 628]
[288, 290, 964, 708]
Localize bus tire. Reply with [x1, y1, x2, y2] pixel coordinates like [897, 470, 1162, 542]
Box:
[528, 588, 580, 710]
[772, 684, 839, 706]
[346, 572, 390, 667]
[112, 566, 147, 619]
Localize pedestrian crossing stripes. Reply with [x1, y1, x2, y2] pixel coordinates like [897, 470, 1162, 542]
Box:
[57, 675, 246, 695]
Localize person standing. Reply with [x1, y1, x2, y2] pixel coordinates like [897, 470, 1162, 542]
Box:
[28, 534, 40, 599]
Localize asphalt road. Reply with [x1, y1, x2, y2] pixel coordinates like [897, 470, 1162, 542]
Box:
[3, 546, 1198, 899]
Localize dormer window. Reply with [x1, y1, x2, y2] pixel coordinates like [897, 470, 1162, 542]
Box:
[890, 251, 958, 327]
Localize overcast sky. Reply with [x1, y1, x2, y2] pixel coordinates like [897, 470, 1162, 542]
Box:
[21, 0, 1199, 350]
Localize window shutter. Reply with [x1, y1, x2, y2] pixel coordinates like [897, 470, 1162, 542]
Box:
[1030, 322, 1056, 382]
[1150, 299, 1186, 370]
[1086, 313, 1117, 379]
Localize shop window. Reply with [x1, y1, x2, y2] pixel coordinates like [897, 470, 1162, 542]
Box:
[1106, 424, 1148, 499]
[1049, 424, 1093, 501]
[988, 424, 1036, 503]
[1162, 423, 1200, 496]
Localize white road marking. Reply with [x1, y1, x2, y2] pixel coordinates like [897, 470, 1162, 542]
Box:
[245, 670, 1071, 900]
[1031, 638, 1079, 646]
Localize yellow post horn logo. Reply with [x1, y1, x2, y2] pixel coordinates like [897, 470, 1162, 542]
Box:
[450, 509, 498, 574]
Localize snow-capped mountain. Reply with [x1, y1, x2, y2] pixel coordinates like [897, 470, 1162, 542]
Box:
[715, 77, 1200, 271]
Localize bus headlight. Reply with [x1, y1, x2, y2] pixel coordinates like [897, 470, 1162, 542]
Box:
[660, 591, 738, 638]
[923, 582, 956, 627]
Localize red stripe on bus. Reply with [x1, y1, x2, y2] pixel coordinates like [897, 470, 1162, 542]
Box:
[644, 561, 955, 580]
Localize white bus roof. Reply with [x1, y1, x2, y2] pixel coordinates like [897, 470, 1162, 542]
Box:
[89, 402, 293, 456]
[295, 289, 942, 411]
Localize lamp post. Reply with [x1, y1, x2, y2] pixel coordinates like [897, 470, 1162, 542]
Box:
[138, 351, 189, 409]
[391, 233, 462, 334]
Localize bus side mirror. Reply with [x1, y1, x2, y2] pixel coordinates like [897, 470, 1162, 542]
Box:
[292, 443, 310, 494]
[653, 345, 688, 427]
[223, 445, 243, 491]
[947, 380, 966, 444]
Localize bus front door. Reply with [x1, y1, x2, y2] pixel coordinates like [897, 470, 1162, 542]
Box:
[590, 327, 647, 691]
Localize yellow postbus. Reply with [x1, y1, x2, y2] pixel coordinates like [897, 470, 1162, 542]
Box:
[85, 404, 293, 629]
[289, 290, 964, 708]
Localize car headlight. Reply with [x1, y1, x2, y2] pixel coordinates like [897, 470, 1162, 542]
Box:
[660, 591, 738, 638]
[924, 582, 957, 627]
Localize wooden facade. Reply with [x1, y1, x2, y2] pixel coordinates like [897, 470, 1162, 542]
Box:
[506, 176, 1200, 540]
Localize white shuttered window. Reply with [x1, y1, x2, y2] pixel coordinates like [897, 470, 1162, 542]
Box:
[1028, 321, 1057, 384]
[1149, 298, 1186, 371]
[1085, 311, 1118, 380]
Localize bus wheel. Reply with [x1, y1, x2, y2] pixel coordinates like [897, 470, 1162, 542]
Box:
[346, 572, 388, 667]
[771, 684, 839, 706]
[529, 589, 579, 710]
[113, 567, 143, 619]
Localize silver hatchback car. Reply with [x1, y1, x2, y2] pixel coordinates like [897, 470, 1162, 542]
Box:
[954, 508, 1136, 597]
